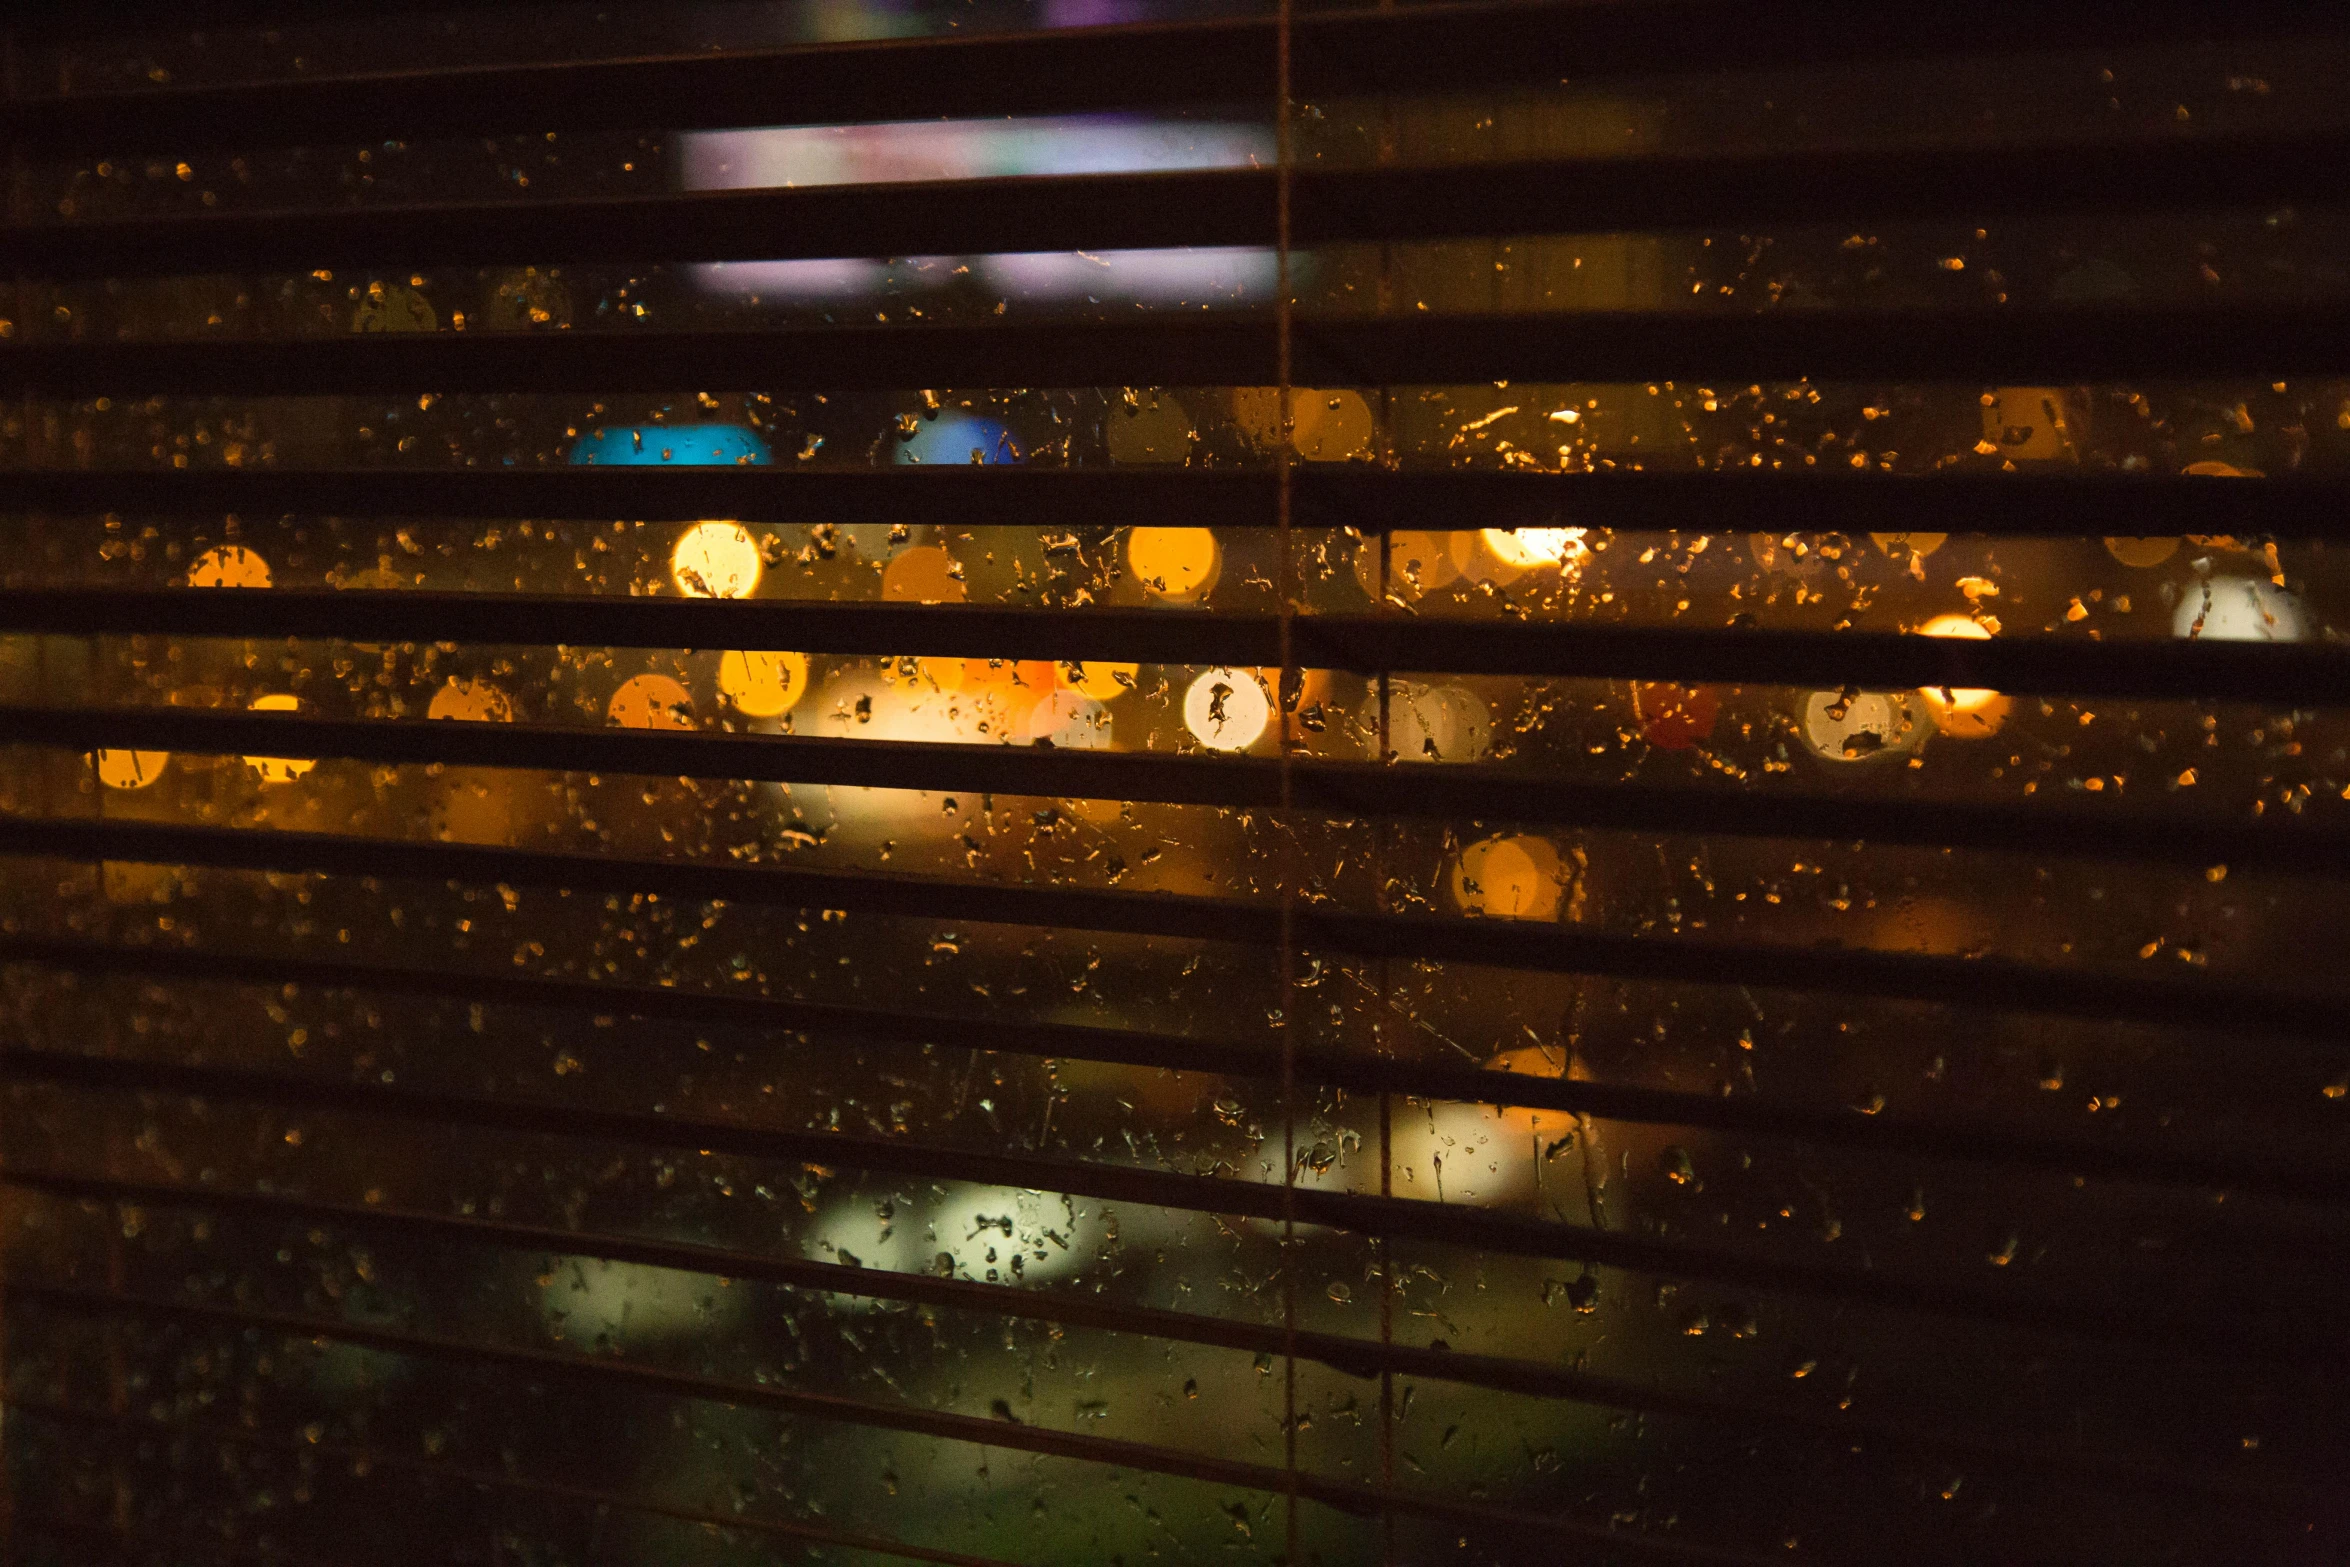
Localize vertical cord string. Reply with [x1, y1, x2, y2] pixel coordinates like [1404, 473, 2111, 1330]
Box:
[1371, 61, 1399, 1563]
[1273, 0, 1299, 1556]
[2, 32, 16, 1553]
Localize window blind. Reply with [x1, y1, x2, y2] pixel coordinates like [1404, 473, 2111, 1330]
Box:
[1, 2, 2346, 1563]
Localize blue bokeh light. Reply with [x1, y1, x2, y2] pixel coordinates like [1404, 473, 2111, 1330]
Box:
[895, 413, 1021, 466]
[568, 424, 772, 466]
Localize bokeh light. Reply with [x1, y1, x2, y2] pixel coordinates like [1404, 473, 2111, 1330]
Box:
[1182, 667, 1269, 752]
[670, 521, 763, 599]
[92, 749, 168, 790]
[1800, 689, 1921, 763]
[2104, 536, 2182, 568]
[568, 423, 771, 467]
[243, 693, 317, 783]
[1381, 682, 1492, 763]
[1449, 835, 1564, 920]
[1128, 527, 1220, 601]
[896, 413, 1020, 466]
[609, 674, 697, 730]
[2173, 575, 2308, 642]
[1480, 527, 1588, 571]
[186, 545, 271, 589]
[1630, 682, 1720, 751]
[718, 650, 810, 718]
[1914, 614, 2011, 738]
[1058, 661, 1138, 702]
[881, 545, 969, 603]
[1024, 689, 1112, 748]
[427, 678, 514, 723]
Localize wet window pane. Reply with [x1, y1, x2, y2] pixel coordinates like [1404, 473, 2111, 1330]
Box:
[1, 4, 2344, 1565]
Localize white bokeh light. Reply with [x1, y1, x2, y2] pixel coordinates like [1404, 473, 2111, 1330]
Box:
[1183, 667, 1270, 752]
[2173, 575, 2309, 643]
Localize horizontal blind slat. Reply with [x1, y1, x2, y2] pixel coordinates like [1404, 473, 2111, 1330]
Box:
[7, 307, 2347, 394]
[4, 1289, 1799, 1560]
[0, 816, 2334, 1042]
[13, 0, 2334, 153]
[3, 1169, 2312, 1497]
[4, 1394, 1020, 1567]
[4, 938, 2338, 1193]
[0, 588, 2334, 703]
[17, 133, 2350, 277]
[7, 1053, 2334, 1356]
[5, 466, 2348, 541]
[0, 704, 2334, 872]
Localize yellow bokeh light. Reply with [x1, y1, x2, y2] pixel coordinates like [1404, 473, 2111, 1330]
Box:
[1870, 531, 1948, 561]
[670, 521, 762, 598]
[2104, 536, 2181, 568]
[718, 650, 809, 718]
[92, 749, 169, 790]
[1914, 613, 2010, 737]
[1449, 835, 1563, 921]
[1479, 527, 1587, 571]
[243, 693, 316, 783]
[1231, 387, 1373, 462]
[1479, 1044, 1584, 1145]
[914, 657, 969, 692]
[427, 678, 514, 723]
[1800, 689, 1920, 762]
[1058, 661, 1138, 702]
[186, 545, 271, 589]
[1368, 530, 1464, 597]
[609, 674, 697, 731]
[1182, 667, 1269, 752]
[882, 545, 968, 604]
[1128, 527, 1220, 601]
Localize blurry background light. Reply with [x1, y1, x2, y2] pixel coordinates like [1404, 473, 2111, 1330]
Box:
[1629, 682, 1720, 751]
[679, 116, 1279, 305]
[568, 423, 771, 467]
[2173, 575, 2309, 642]
[243, 693, 317, 783]
[1058, 661, 1138, 702]
[984, 246, 1279, 303]
[1024, 689, 1112, 748]
[1799, 688, 1922, 763]
[92, 749, 168, 790]
[1747, 531, 1826, 579]
[1869, 531, 1948, 577]
[427, 678, 514, 723]
[669, 520, 763, 598]
[2104, 536, 2181, 567]
[1913, 614, 2011, 738]
[1232, 387, 1374, 460]
[1979, 386, 2076, 461]
[536, 1256, 746, 1344]
[2106, 461, 2251, 567]
[880, 544, 968, 603]
[1182, 667, 1269, 752]
[1379, 682, 1492, 763]
[806, 1182, 1103, 1293]
[895, 412, 1020, 466]
[1128, 526, 1220, 602]
[1356, 529, 1463, 599]
[1481, 526, 1588, 572]
[186, 544, 271, 589]
[1449, 834, 1565, 921]
[609, 674, 698, 730]
[717, 650, 810, 718]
